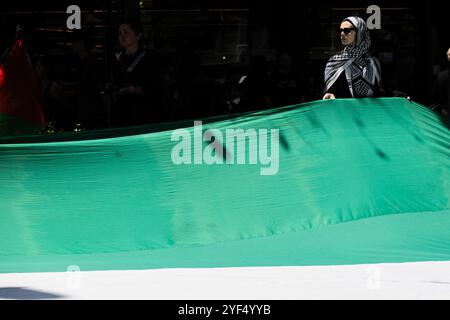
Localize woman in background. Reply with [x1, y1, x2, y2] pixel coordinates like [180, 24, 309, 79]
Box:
[323, 16, 382, 99]
[111, 19, 163, 127]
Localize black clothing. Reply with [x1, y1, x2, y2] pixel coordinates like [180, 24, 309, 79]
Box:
[327, 73, 352, 98]
[326, 72, 382, 98]
[111, 47, 164, 127]
[76, 54, 106, 129]
[432, 69, 449, 119]
[269, 70, 304, 107]
[237, 73, 271, 111]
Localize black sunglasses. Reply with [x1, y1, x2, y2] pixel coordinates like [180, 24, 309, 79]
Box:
[338, 28, 356, 35]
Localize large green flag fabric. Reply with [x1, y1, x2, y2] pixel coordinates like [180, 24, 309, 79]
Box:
[0, 98, 449, 273]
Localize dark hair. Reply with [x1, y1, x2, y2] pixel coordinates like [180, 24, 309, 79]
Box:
[119, 19, 143, 36]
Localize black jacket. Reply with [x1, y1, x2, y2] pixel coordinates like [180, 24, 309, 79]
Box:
[326, 72, 382, 98]
[112, 47, 164, 126]
[432, 69, 449, 117]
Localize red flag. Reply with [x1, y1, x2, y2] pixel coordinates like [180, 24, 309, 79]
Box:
[0, 37, 45, 135]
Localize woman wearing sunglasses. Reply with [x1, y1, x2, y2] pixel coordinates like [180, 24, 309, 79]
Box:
[323, 16, 381, 100]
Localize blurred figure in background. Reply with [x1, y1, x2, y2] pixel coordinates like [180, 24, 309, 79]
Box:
[71, 30, 107, 129]
[111, 19, 164, 127]
[35, 56, 75, 131]
[269, 53, 305, 107]
[431, 48, 449, 121]
[234, 54, 272, 112]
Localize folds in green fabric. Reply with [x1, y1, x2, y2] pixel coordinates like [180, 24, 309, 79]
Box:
[0, 98, 449, 273]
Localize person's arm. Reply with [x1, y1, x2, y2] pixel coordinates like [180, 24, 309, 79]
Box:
[323, 92, 336, 99]
[323, 81, 337, 99]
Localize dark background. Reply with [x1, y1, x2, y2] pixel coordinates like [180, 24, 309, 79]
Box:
[1, 0, 448, 126]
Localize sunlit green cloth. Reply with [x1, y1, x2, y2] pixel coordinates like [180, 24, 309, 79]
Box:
[0, 98, 449, 273]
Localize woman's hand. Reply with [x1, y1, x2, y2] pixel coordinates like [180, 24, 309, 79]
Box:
[323, 93, 336, 100]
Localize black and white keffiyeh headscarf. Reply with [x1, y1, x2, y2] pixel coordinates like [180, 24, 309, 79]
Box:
[324, 16, 381, 97]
